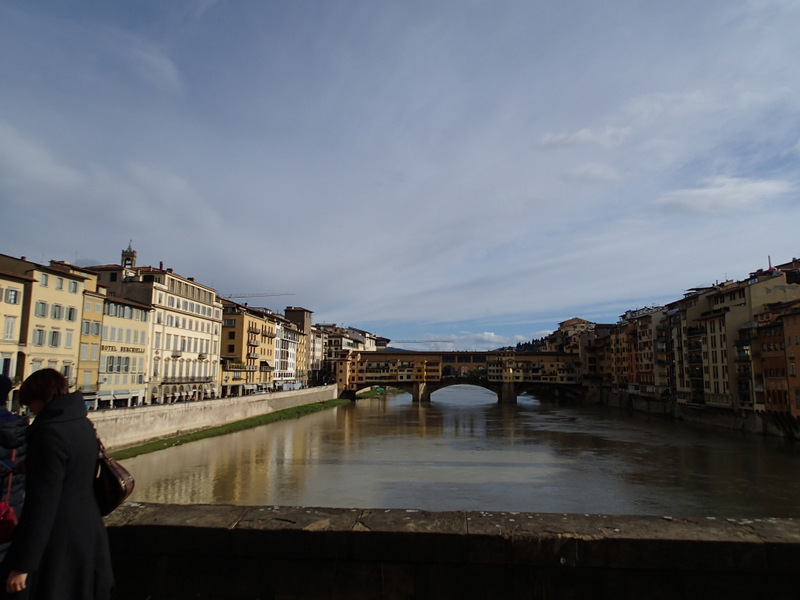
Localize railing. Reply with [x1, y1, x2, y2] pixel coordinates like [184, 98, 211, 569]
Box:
[161, 376, 214, 384]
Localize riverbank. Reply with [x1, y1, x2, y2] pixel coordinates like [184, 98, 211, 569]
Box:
[90, 384, 340, 453]
[111, 397, 351, 460]
[588, 387, 784, 437]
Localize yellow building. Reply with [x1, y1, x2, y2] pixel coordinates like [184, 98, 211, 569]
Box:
[220, 300, 277, 396]
[96, 295, 152, 408]
[48, 261, 105, 408]
[0, 269, 32, 401]
[0, 254, 85, 386]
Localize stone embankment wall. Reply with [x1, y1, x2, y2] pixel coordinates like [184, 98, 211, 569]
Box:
[89, 385, 338, 450]
[590, 388, 781, 436]
[106, 503, 800, 600]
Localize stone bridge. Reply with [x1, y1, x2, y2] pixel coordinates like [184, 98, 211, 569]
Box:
[334, 350, 582, 403]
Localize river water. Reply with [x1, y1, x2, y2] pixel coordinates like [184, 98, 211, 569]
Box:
[124, 386, 800, 517]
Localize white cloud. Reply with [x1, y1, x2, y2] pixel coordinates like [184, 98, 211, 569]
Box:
[561, 163, 621, 184]
[539, 127, 632, 148]
[652, 176, 794, 215]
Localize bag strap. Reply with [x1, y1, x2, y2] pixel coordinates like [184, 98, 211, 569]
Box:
[3, 449, 16, 503]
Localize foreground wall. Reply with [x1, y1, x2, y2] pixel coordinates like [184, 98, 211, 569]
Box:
[106, 503, 799, 600]
[89, 385, 338, 450]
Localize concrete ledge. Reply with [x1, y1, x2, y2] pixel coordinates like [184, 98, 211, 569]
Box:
[105, 504, 800, 599]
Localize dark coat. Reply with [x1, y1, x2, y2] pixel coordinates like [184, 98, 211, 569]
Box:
[0, 412, 26, 564]
[5, 392, 113, 600]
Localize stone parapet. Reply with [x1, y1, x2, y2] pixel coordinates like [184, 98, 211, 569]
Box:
[105, 503, 800, 599]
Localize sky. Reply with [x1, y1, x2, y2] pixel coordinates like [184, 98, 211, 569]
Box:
[2, 1, 800, 351]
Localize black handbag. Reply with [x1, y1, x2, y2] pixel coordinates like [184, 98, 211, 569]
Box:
[94, 431, 135, 516]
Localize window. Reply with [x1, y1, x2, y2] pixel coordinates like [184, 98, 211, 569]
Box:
[66, 307, 77, 322]
[33, 329, 45, 346]
[51, 304, 63, 320]
[49, 330, 60, 347]
[81, 344, 89, 360]
[3, 317, 15, 341]
[69, 280, 78, 293]
[65, 331, 73, 349]
[56, 277, 63, 290]
[35, 301, 48, 317]
[91, 344, 98, 360]
[5, 289, 19, 304]
[40, 274, 48, 286]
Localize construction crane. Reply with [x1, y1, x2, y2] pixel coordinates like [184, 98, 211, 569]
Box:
[222, 292, 295, 299]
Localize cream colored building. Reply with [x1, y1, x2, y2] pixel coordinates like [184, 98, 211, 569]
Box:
[88, 245, 222, 403]
[273, 313, 302, 390]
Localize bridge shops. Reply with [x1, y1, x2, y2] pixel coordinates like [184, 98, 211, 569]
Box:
[334, 350, 581, 403]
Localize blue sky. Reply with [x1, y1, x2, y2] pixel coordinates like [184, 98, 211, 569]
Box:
[2, 1, 799, 350]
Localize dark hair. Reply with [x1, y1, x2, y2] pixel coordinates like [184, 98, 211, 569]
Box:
[19, 369, 69, 407]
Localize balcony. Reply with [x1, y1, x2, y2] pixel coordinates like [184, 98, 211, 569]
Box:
[222, 361, 246, 371]
[247, 352, 259, 359]
[687, 326, 706, 337]
[247, 339, 258, 347]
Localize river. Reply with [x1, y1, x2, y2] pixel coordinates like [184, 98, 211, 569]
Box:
[124, 385, 800, 517]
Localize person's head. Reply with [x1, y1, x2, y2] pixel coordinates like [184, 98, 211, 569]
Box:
[19, 369, 69, 415]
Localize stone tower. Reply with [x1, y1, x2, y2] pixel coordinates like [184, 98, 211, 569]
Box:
[122, 241, 137, 269]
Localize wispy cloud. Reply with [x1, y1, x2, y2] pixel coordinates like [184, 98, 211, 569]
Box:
[652, 176, 794, 215]
[539, 127, 632, 148]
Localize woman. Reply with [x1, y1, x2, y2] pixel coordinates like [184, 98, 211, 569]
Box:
[0, 375, 26, 565]
[3, 369, 113, 599]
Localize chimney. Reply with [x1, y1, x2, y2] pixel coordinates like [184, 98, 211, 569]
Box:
[159, 261, 164, 270]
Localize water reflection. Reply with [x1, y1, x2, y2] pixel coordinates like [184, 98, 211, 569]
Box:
[125, 385, 800, 516]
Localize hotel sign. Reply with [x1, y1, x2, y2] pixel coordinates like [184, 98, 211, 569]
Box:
[101, 345, 146, 354]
